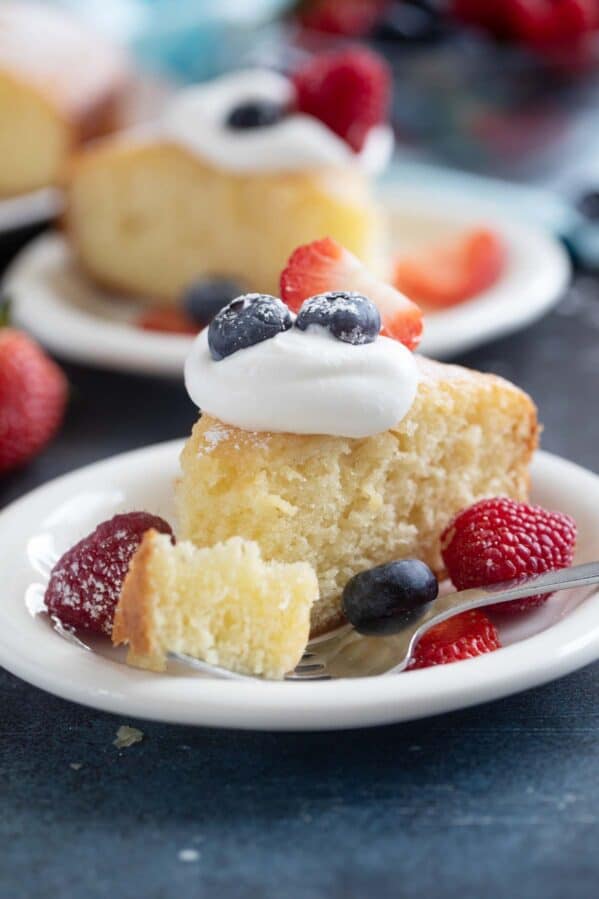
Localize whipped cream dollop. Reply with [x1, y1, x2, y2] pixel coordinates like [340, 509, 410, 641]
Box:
[161, 69, 394, 176]
[185, 326, 418, 439]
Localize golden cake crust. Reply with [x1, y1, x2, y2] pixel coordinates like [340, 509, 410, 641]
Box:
[176, 357, 538, 635]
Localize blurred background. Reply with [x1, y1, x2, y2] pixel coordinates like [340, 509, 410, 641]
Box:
[46, 0, 599, 263]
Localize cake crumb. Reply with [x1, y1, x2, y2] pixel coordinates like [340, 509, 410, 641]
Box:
[113, 725, 144, 749]
[178, 849, 200, 863]
[69, 762, 82, 771]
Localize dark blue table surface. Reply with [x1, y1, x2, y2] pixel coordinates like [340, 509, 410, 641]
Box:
[1, 236, 599, 899]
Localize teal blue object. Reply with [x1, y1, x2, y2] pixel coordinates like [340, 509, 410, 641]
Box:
[129, 0, 293, 82]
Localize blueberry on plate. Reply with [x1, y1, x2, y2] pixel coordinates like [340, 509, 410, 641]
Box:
[182, 277, 246, 328]
[226, 100, 286, 130]
[208, 293, 292, 360]
[295, 291, 381, 345]
[343, 559, 439, 637]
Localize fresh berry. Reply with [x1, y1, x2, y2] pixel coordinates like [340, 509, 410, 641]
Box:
[343, 559, 439, 636]
[137, 308, 198, 335]
[296, 290, 381, 345]
[410, 610, 500, 669]
[280, 237, 423, 350]
[450, 0, 514, 37]
[441, 498, 577, 614]
[208, 293, 292, 361]
[298, 0, 387, 36]
[182, 277, 246, 328]
[374, 1, 446, 42]
[227, 99, 286, 129]
[0, 328, 67, 475]
[510, 0, 597, 53]
[45, 513, 173, 637]
[393, 228, 505, 310]
[293, 48, 391, 152]
[577, 189, 599, 221]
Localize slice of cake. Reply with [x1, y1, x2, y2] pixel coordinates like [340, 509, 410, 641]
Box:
[112, 531, 319, 679]
[65, 53, 392, 303]
[177, 357, 538, 636]
[0, 2, 128, 197]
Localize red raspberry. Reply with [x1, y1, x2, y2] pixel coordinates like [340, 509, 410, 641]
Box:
[298, 0, 387, 37]
[441, 498, 577, 614]
[45, 513, 173, 636]
[410, 610, 500, 669]
[293, 47, 391, 152]
[0, 328, 67, 475]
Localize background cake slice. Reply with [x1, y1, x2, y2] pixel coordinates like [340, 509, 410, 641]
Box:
[0, 2, 128, 198]
[66, 142, 383, 302]
[113, 532, 319, 679]
[176, 357, 538, 636]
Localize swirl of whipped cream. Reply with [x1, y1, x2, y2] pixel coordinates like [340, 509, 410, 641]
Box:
[185, 325, 418, 439]
[161, 69, 394, 176]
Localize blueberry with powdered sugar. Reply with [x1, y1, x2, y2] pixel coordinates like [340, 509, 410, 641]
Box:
[295, 291, 381, 345]
[208, 293, 293, 360]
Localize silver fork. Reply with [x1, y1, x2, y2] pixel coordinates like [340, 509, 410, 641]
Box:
[170, 561, 599, 681]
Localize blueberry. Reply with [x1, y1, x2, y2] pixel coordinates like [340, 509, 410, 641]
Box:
[226, 100, 286, 130]
[373, 1, 446, 43]
[208, 293, 292, 360]
[182, 277, 246, 328]
[342, 560, 438, 637]
[577, 190, 599, 222]
[295, 291, 381, 345]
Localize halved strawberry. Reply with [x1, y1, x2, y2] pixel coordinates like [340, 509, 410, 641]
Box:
[393, 227, 506, 311]
[280, 237, 423, 350]
[409, 610, 501, 669]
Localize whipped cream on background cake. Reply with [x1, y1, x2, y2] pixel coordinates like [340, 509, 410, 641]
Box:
[161, 69, 394, 176]
[185, 325, 418, 439]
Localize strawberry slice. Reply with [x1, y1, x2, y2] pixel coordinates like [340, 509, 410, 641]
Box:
[393, 227, 505, 311]
[136, 308, 199, 335]
[280, 237, 423, 350]
[409, 610, 501, 670]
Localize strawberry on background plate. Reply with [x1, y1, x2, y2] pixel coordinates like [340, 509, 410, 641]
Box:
[280, 237, 423, 350]
[393, 227, 506, 310]
[0, 325, 68, 475]
[293, 47, 391, 152]
[298, 0, 388, 36]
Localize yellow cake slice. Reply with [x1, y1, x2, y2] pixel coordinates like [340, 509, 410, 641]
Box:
[0, 2, 127, 197]
[113, 531, 319, 679]
[66, 141, 383, 302]
[176, 357, 538, 636]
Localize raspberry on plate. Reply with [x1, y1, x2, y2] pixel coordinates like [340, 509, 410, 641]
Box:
[280, 237, 423, 350]
[298, 0, 386, 37]
[45, 512, 173, 637]
[441, 497, 577, 614]
[0, 327, 67, 475]
[410, 609, 500, 669]
[292, 47, 391, 152]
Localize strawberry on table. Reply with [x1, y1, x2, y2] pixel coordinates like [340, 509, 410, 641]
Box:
[293, 47, 391, 152]
[280, 237, 423, 350]
[441, 497, 577, 614]
[410, 609, 501, 669]
[0, 327, 67, 475]
[298, 0, 387, 37]
[393, 227, 505, 311]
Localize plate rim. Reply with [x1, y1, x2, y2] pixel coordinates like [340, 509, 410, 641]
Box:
[4, 190, 571, 374]
[0, 442, 598, 731]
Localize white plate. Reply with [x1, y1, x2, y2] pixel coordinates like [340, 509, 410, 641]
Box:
[0, 443, 597, 731]
[0, 188, 62, 233]
[4, 191, 570, 374]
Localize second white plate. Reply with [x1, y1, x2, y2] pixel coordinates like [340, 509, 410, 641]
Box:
[5, 190, 570, 374]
